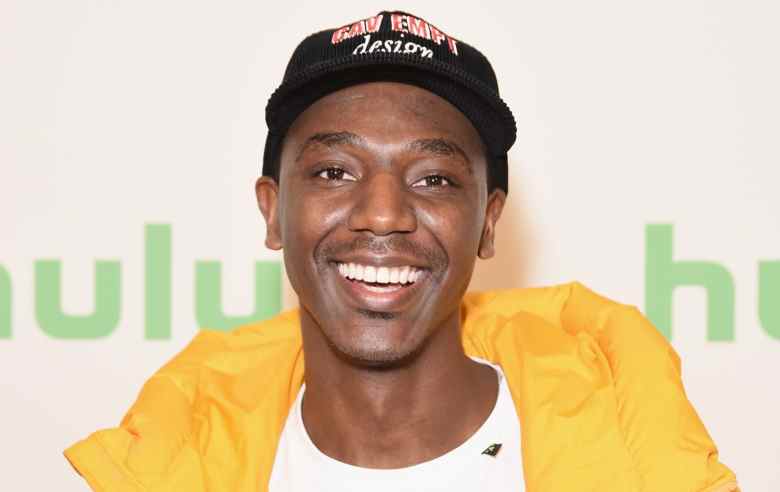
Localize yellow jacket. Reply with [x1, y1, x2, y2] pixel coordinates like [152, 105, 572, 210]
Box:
[65, 282, 739, 491]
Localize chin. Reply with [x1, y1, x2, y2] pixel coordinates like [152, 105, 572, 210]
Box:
[335, 345, 422, 370]
[325, 320, 427, 369]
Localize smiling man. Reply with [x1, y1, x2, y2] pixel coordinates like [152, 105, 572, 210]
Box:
[66, 11, 739, 492]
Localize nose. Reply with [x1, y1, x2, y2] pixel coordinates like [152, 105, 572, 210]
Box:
[347, 172, 417, 236]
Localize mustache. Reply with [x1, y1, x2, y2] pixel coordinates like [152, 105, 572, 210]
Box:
[317, 235, 448, 271]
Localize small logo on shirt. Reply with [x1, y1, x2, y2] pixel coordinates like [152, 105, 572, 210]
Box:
[481, 443, 502, 457]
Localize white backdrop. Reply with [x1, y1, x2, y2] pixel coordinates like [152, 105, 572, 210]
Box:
[1, 0, 778, 489]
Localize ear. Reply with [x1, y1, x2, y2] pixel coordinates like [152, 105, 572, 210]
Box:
[477, 189, 506, 259]
[255, 176, 283, 250]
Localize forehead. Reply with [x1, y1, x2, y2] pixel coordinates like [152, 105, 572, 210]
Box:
[281, 82, 485, 161]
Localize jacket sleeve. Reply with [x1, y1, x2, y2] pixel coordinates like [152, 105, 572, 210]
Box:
[64, 330, 227, 491]
[562, 282, 739, 492]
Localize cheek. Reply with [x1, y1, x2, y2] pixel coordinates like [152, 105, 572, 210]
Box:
[280, 190, 345, 278]
[417, 199, 484, 265]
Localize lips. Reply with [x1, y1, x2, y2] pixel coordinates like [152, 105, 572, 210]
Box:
[330, 261, 429, 311]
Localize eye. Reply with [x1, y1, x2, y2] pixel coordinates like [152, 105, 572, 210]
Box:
[411, 174, 453, 188]
[316, 167, 357, 182]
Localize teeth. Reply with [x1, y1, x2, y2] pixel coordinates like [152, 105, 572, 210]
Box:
[337, 262, 422, 285]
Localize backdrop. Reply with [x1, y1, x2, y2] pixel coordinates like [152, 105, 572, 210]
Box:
[2, 0, 778, 489]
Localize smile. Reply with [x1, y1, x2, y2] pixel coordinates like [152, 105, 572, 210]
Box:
[333, 262, 428, 302]
[337, 262, 422, 284]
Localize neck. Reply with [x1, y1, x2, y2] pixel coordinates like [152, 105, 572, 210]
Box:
[299, 309, 498, 469]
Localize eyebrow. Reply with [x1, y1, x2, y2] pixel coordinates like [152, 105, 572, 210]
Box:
[295, 132, 366, 162]
[407, 138, 472, 174]
[295, 131, 473, 173]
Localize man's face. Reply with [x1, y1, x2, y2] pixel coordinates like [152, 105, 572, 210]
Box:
[257, 82, 505, 367]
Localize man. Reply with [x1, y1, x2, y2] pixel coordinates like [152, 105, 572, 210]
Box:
[65, 11, 739, 492]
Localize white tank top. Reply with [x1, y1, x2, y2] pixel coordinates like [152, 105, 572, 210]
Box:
[268, 358, 525, 491]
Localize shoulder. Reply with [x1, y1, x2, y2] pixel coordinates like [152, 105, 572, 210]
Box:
[64, 309, 304, 491]
[461, 281, 652, 343]
[462, 282, 739, 491]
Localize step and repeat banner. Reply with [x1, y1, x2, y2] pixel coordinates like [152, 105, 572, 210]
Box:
[2, 0, 778, 489]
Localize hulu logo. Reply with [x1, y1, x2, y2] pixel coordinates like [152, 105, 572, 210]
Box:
[646, 224, 780, 341]
[1, 223, 778, 341]
[0, 224, 281, 340]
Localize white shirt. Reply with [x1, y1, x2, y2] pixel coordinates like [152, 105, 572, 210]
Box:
[268, 359, 525, 491]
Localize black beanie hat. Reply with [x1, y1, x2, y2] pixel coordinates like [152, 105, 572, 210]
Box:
[263, 11, 517, 193]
